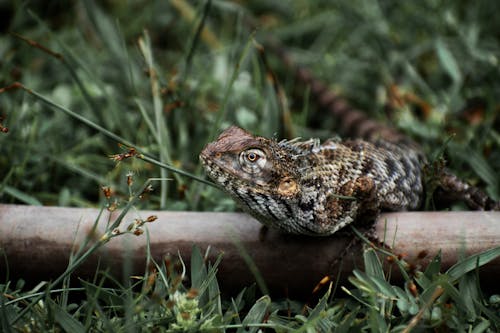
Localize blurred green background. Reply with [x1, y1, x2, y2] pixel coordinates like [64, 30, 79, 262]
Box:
[1, 0, 499, 210]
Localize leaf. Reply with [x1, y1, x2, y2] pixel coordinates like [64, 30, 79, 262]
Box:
[370, 276, 397, 299]
[471, 319, 491, 333]
[423, 251, 442, 279]
[458, 272, 481, 319]
[446, 247, 500, 281]
[436, 39, 462, 84]
[80, 280, 123, 308]
[459, 148, 498, 193]
[237, 295, 270, 333]
[3, 186, 42, 206]
[190, 245, 206, 291]
[307, 283, 331, 319]
[226, 287, 247, 324]
[49, 299, 85, 333]
[0, 294, 14, 333]
[363, 248, 385, 279]
[207, 261, 222, 315]
[474, 299, 500, 332]
[440, 280, 475, 320]
[336, 307, 360, 333]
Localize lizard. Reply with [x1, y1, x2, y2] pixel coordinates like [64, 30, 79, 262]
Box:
[199, 45, 499, 236]
[200, 126, 424, 236]
[200, 125, 498, 236]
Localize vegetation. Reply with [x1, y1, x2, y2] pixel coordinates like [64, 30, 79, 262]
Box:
[1, 0, 499, 331]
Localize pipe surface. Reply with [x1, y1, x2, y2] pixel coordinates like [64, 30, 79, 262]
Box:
[0, 204, 499, 296]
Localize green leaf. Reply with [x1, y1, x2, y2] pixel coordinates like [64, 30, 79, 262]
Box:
[472, 319, 491, 333]
[440, 280, 473, 317]
[453, 147, 498, 193]
[423, 251, 442, 279]
[0, 295, 14, 333]
[458, 272, 481, 319]
[336, 307, 360, 333]
[207, 261, 222, 315]
[351, 270, 377, 292]
[50, 299, 85, 333]
[307, 284, 331, 320]
[436, 39, 462, 84]
[416, 251, 442, 289]
[368, 312, 388, 333]
[190, 245, 206, 291]
[226, 287, 247, 324]
[237, 295, 270, 333]
[80, 280, 123, 308]
[370, 276, 397, 299]
[474, 299, 500, 331]
[3, 185, 42, 206]
[363, 248, 385, 279]
[446, 247, 500, 281]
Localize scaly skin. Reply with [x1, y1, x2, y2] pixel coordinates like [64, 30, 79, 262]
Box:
[267, 40, 500, 212]
[200, 126, 423, 236]
[200, 43, 499, 235]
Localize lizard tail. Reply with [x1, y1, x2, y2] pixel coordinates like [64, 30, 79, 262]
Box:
[264, 39, 499, 211]
[438, 170, 500, 210]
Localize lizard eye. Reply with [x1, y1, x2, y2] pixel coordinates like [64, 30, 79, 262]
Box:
[239, 148, 267, 172]
[246, 152, 259, 162]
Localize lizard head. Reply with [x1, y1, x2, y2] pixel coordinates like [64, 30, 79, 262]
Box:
[200, 126, 293, 188]
[200, 126, 301, 225]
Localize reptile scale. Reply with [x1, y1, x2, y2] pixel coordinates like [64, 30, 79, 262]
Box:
[200, 45, 499, 236]
[200, 126, 424, 236]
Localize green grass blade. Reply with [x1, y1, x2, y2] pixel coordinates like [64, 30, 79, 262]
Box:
[10, 85, 212, 186]
[446, 247, 500, 282]
[0, 294, 14, 333]
[237, 295, 270, 333]
[50, 299, 86, 333]
[3, 185, 42, 206]
[363, 248, 385, 279]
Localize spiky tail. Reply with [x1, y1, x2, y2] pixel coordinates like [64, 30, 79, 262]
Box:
[438, 170, 500, 210]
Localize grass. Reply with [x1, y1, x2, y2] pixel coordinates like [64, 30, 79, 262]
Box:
[1, 0, 499, 331]
[1, 206, 499, 331]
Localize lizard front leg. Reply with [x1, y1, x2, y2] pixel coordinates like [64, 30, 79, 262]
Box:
[315, 175, 379, 234]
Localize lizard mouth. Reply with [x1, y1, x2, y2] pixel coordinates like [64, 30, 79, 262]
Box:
[199, 147, 221, 171]
[198, 151, 216, 173]
[199, 144, 215, 163]
[198, 150, 231, 184]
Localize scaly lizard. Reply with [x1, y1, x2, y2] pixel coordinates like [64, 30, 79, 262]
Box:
[200, 126, 498, 236]
[199, 45, 499, 236]
[200, 126, 425, 235]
